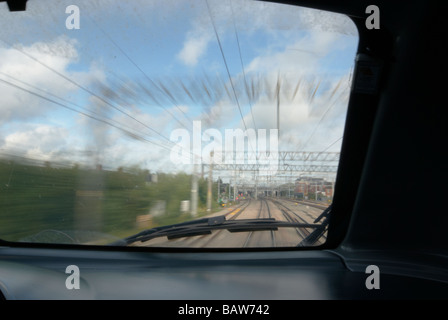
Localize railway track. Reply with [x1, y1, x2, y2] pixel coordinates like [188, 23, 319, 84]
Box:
[281, 197, 329, 210]
[193, 198, 276, 248]
[243, 198, 276, 248]
[269, 198, 328, 245]
[152, 199, 252, 248]
[138, 198, 327, 248]
[269, 199, 310, 240]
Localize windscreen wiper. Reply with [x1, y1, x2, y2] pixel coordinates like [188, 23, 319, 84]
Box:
[297, 204, 331, 247]
[116, 215, 322, 246]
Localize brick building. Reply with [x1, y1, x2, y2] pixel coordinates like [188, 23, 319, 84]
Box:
[294, 177, 333, 200]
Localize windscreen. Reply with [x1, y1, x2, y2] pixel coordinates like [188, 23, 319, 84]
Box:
[0, 0, 358, 248]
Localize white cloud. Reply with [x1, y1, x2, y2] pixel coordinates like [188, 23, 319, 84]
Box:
[177, 32, 213, 67]
[245, 31, 340, 77]
[234, 71, 352, 152]
[176, 0, 356, 67]
[2, 125, 70, 161]
[174, 1, 356, 155]
[0, 36, 102, 125]
[0, 1, 357, 173]
[0, 36, 117, 168]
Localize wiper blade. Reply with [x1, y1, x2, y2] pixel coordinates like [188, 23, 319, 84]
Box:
[118, 215, 322, 246]
[297, 204, 332, 247]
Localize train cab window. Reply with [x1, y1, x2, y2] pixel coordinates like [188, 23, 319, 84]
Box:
[0, 0, 358, 249]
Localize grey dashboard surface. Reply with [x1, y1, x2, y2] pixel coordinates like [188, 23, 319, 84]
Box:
[0, 246, 447, 300]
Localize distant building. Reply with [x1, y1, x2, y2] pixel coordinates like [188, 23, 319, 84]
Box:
[294, 176, 333, 200]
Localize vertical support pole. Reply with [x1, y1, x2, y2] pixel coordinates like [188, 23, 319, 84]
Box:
[206, 151, 213, 212]
[191, 158, 198, 216]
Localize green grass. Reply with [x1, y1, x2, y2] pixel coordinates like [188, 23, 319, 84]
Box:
[0, 160, 222, 243]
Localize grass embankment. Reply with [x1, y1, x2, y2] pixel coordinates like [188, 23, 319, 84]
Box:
[0, 160, 221, 242]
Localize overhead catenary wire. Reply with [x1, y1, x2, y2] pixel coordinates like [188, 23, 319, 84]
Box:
[85, 15, 225, 164]
[204, 0, 249, 133]
[86, 16, 193, 131]
[0, 71, 148, 138]
[229, 0, 258, 132]
[0, 77, 176, 154]
[0, 77, 200, 166]
[205, 0, 260, 168]
[0, 38, 173, 144]
[0, 76, 200, 167]
[297, 79, 348, 152]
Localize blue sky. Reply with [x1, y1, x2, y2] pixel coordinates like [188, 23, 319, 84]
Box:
[0, 0, 358, 176]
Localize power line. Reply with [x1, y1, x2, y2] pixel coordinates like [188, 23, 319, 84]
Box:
[0, 39, 172, 144]
[0, 74, 198, 163]
[205, 0, 261, 170]
[319, 137, 343, 154]
[205, 0, 249, 133]
[0, 72, 188, 158]
[229, 0, 257, 132]
[0, 77, 175, 153]
[298, 80, 347, 152]
[0, 71, 138, 136]
[85, 17, 215, 164]
[87, 16, 192, 131]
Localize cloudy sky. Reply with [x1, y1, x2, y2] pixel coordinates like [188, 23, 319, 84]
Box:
[0, 0, 358, 177]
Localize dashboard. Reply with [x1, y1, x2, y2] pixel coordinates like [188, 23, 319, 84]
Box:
[1, 246, 447, 300]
